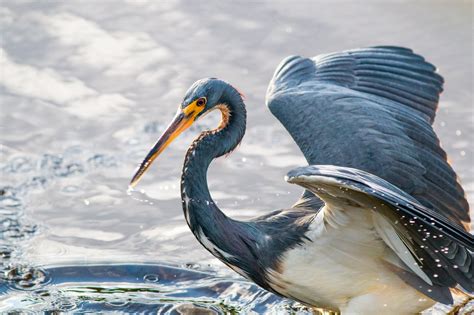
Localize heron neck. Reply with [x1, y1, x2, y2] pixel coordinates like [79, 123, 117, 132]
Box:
[180, 87, 248, 254]
[181, 88, 246, 220]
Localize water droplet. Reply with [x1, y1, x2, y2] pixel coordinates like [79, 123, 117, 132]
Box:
[433, 274, 438, 278]
[84, 199, 90, 206]
[455, 130, 462, 136]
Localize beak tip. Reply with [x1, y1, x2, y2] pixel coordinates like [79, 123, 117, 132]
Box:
[129, 171, 142, 188]
[129, 109, 189, 191]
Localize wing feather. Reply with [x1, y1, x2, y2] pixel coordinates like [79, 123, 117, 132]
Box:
[286, 165, 473, 296]
[266, 46, 470, 230]
[372, 211, 432, 285]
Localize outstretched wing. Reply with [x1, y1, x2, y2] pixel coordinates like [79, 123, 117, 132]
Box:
[266, 47, 470, 230]
[287, 165, 473, 302]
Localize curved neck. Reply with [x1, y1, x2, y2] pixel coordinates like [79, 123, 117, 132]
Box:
[181, 87, 246, 225]
[180, 86, 261, 269]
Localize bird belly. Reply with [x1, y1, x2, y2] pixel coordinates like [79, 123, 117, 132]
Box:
[264, 207, 435, 314]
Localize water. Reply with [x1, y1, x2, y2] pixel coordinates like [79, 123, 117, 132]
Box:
[1, 1, 472, 313]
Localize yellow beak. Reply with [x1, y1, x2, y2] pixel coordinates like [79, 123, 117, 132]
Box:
[130, 102, 204, 188]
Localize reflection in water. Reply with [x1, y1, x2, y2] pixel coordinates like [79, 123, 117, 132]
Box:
[0, 0, 472, 313]
[0, 264, 307, 314]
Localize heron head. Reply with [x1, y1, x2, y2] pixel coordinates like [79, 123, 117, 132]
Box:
[130, 78, 235, 187]
[180, 78, 231, 118]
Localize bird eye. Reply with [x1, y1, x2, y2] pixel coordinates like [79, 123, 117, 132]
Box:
[196, 97, 206, 107]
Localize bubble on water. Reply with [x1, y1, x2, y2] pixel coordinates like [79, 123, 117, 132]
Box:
[105, 299, 129, 308]
[143, 274, 159, 282]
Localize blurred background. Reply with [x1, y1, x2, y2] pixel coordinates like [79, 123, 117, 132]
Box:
[1, 0, 472, 313]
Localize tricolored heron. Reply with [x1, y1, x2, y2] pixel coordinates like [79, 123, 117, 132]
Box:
[130, 47, 473, 314]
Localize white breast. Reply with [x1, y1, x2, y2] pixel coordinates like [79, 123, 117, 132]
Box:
[265, 205, 435, 314]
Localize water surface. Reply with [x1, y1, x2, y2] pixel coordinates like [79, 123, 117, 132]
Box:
[1, 1, 472, 313]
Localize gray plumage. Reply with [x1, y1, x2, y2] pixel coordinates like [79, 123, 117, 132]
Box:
[266, 46, 469, 229]
[132, 47, 473, 313]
